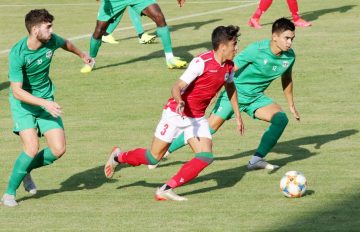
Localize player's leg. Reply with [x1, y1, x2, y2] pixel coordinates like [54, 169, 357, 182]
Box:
[104, 110, 175, 178]
[82, 0, 127, 73]
[156, 119, 213, 201]
[141, 3, 186, 68]
[248, 103, 288, 170]
[286, 0, 312, 27]
[23, 114, 65, 194]
[27, 112, 65, 171]
[80, 20, 110, 73]
[2, 128, 39, 207]
[102, 13, 123, 44]
[249, 0, 273, 28]
[162, 91, 233, 159]
[128, 7, 156, 44]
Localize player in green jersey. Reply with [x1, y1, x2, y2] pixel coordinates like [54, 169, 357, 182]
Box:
[149, 17, 300, 170]
[1, 9, 92, 207]
[81, 0, 187, 73]
[102, 6, 156, 45]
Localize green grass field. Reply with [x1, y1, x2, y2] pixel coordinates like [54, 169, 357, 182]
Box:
[0, 0, 359, 231]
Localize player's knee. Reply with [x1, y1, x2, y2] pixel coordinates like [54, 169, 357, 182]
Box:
[271, 111, 289, 128]
[152, 13, 166, 27]
[195, 152, 214, 165]
[50, 144, 66, 158]
[25, 146, 40, 157]
[93, 27, 106, 39]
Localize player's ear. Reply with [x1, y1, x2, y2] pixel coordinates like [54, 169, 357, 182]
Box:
[272, 33, 278, 42]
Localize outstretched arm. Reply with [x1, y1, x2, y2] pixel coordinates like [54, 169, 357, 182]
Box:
[282, 70, 300, 121]
[224, 81, 245, 135]
[11, 82, 62, 118]
[61, 39, 92, 64]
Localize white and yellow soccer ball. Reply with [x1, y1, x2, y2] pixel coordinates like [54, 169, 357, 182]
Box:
[280, 171, 307, 198]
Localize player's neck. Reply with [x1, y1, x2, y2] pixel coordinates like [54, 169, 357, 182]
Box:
[270, 41, 282, 56]
[213, 50, 226, 65]
[27, 35, 43, 50]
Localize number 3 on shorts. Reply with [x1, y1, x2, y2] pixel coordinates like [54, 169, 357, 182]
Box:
[160, 124, 169, 135]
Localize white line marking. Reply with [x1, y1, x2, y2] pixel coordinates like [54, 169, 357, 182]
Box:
[0, 1, 257, 7]
[0, 1, 257, 55]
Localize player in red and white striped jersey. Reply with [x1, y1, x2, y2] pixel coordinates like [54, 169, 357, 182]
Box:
[104, 25, 244, 201]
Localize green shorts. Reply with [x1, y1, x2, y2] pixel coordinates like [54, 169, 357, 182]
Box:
[9, 97, 64, 137]
[97, 0, 156, 22]
[211, 90, 274, 120]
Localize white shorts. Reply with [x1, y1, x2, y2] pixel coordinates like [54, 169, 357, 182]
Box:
[154, 108, 212, 143]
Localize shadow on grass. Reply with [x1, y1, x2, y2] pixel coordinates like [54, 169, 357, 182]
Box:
[94, 40, 212, 71]
[180, 129, 358, 196]
[273, 188, 360, 232]
[117, 129, 357, 195]
[17, 129, 357, 202]
[0, 81, 10, 91]
[17, 165, 118, 202]
[113, 18, 222, 42]
[261, 4, 357, 27]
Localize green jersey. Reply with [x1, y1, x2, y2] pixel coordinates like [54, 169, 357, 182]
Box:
[8, 33, 65, 99]
[233, 39, 295, 101]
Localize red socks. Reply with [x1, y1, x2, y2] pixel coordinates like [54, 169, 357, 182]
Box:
[166, 158, 209, 188]
[286, 0, 300, 21]
[118, 148, 148, 166]
[252, 0, 300, 21]
[252, 0, 273, 19]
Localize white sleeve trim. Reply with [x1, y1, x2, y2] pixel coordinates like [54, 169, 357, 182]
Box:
[179, 57, 205, 84]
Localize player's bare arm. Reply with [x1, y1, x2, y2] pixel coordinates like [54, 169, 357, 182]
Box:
[224, 81, 245, 135]
[281, 70, 300, 121]
[171, 79, 187, 115]
[11, 82, 62, 118]
[61, 39, 92, 65]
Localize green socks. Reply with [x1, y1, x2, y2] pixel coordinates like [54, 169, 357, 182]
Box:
[156, 26, 172, 53]
[106, 8, 144, 36]
[106, 13, 123, 35]
[128, 7, 144, 36]
[6, 148, 58, 196]
[6, 152, 33, 196]
[255, 112, 289, 157]
[146, 150, 158, 165]
[89, 36, 102, 58]
[27, 147, 58, 172]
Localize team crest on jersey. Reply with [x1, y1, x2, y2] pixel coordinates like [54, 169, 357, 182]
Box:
[263, 59, 268, 65]
[37, 59, 43, 65]
[224, 72, 229, 81]
[46, 50, 53, 59]
[282, 61, 289, 68]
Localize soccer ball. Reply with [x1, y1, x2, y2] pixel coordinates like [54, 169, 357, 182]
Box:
[280, 171, 307, 198]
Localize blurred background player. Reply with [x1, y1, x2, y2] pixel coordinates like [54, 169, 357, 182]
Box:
[102, 7, 156, 45]
[81, 0, 187, 73]
[248, 0, 311, 29]
[152, 18, 300, 171]
[1, 9, 91, 207]
[104, 25, 244, 201]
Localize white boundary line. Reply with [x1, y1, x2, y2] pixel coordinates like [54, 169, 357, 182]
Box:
[0, 1, 258, 55]
[0, 1, 257, 7]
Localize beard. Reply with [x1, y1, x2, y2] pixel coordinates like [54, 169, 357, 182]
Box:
[37, 32, 52, 43]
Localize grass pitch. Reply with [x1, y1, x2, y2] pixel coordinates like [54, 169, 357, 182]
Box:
[0, 0, 359, 231]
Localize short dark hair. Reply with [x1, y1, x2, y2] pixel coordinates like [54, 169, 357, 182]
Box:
[25, 9, 54, 33]
[272, 17, 295, 34]
[211, 25, 240, 50]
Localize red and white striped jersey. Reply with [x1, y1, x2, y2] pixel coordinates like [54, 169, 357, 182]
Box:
[165, 50, 234, 118]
